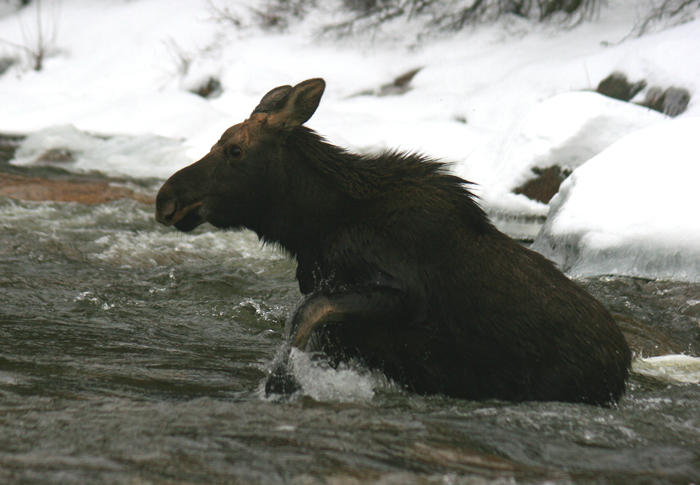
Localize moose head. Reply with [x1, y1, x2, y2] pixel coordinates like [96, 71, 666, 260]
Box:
[155, 79, 326, 235]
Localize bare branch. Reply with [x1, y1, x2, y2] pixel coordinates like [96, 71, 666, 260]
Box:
[632, 0, 700, 37]
[0, 0, 60, 71]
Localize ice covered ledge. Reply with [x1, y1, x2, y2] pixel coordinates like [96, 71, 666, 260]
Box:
[533, 117, 700, 282]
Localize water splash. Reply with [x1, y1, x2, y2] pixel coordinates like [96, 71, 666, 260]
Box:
[633, 355, 700, 384]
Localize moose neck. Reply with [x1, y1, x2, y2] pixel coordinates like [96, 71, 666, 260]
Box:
[255, 128, 354, 259]
[252, 127, 493, 262]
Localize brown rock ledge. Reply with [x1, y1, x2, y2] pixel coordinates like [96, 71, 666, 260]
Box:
[0, 173, 155, 205]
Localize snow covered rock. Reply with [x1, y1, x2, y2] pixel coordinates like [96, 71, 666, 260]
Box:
[10, 125, 193, 179]
[533, 117, 700, 282]
[471, 91, 669, 218]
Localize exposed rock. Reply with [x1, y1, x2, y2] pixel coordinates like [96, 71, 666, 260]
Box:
[2, 133, 154, 204]
[37, 147, 75, 163]
[639, 86, 691, 117]
[0, 173, 155, 204]
[378, 67, 422, 96]
[191, 76, 223, 99]
[596, 72, 691, 117]
[0, 133, 23, 163]
[351, 67, 423, 97]
[596, 72, 647, 102]
[513, 165, 571, 204]
[0, 56, 16, 76]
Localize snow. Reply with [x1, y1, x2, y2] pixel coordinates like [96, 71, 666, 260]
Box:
[1, 0, 699, 281]
[533, 117, 700, 282]
[11, 124, 192, 179]
[462, 91, 670, 217]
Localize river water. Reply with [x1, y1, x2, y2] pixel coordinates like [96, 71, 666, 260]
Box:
[1, 171, 700, 484]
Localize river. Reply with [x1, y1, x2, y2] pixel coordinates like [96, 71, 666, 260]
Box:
[1, 161, 699, 484]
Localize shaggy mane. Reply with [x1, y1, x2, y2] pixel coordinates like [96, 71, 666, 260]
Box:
[289, 127, 482, 204]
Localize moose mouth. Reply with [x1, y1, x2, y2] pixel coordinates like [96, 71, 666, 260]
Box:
[156, 200, 206, 232]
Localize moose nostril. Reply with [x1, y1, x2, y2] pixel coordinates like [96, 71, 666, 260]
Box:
[155, 198, 177, 225]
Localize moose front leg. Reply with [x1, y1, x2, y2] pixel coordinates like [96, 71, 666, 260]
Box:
[290, 289, 416, 350]
[264, 294, 344, 397]
[264, 289, 410, 397]
[289, 294, 347, 350]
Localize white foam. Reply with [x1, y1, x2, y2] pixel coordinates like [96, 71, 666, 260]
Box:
[90, 226, 284, 268]
[632, 355, 700, 384]
[0, 198, 284, 267]
[287, 347, 380, 403]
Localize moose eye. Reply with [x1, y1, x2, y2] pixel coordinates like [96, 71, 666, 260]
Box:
[226, 146, 242, 159]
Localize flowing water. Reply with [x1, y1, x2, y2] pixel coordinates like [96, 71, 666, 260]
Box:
[1, 170, 700, 484]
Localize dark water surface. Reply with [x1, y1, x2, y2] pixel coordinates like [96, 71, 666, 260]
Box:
[1, 195, 700, 485]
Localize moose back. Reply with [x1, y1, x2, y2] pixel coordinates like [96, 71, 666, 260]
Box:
[155, 78, 631, 405]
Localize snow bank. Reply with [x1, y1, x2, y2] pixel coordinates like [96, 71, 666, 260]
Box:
[463, 91, 669, 217]
[0, 0, 230, 140]
[533, 117, 700, 282]
[11, 125, 193, 179]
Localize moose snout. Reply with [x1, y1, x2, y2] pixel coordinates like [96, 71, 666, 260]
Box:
[155, 183, 179, 226]
[155, 181, 206, 229]
[155, 198, 177, 226]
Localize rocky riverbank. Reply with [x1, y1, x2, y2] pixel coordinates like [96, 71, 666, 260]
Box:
[0, 134, 155, 205]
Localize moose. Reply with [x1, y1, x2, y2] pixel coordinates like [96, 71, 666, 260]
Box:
[155, 78, 631, 405]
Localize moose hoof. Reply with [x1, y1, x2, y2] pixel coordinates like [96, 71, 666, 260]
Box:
[265, 365, 301, 397]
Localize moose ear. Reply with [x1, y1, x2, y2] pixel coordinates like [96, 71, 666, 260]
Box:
[265, 78, 326, 131]
[253, 85, 293, 114]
